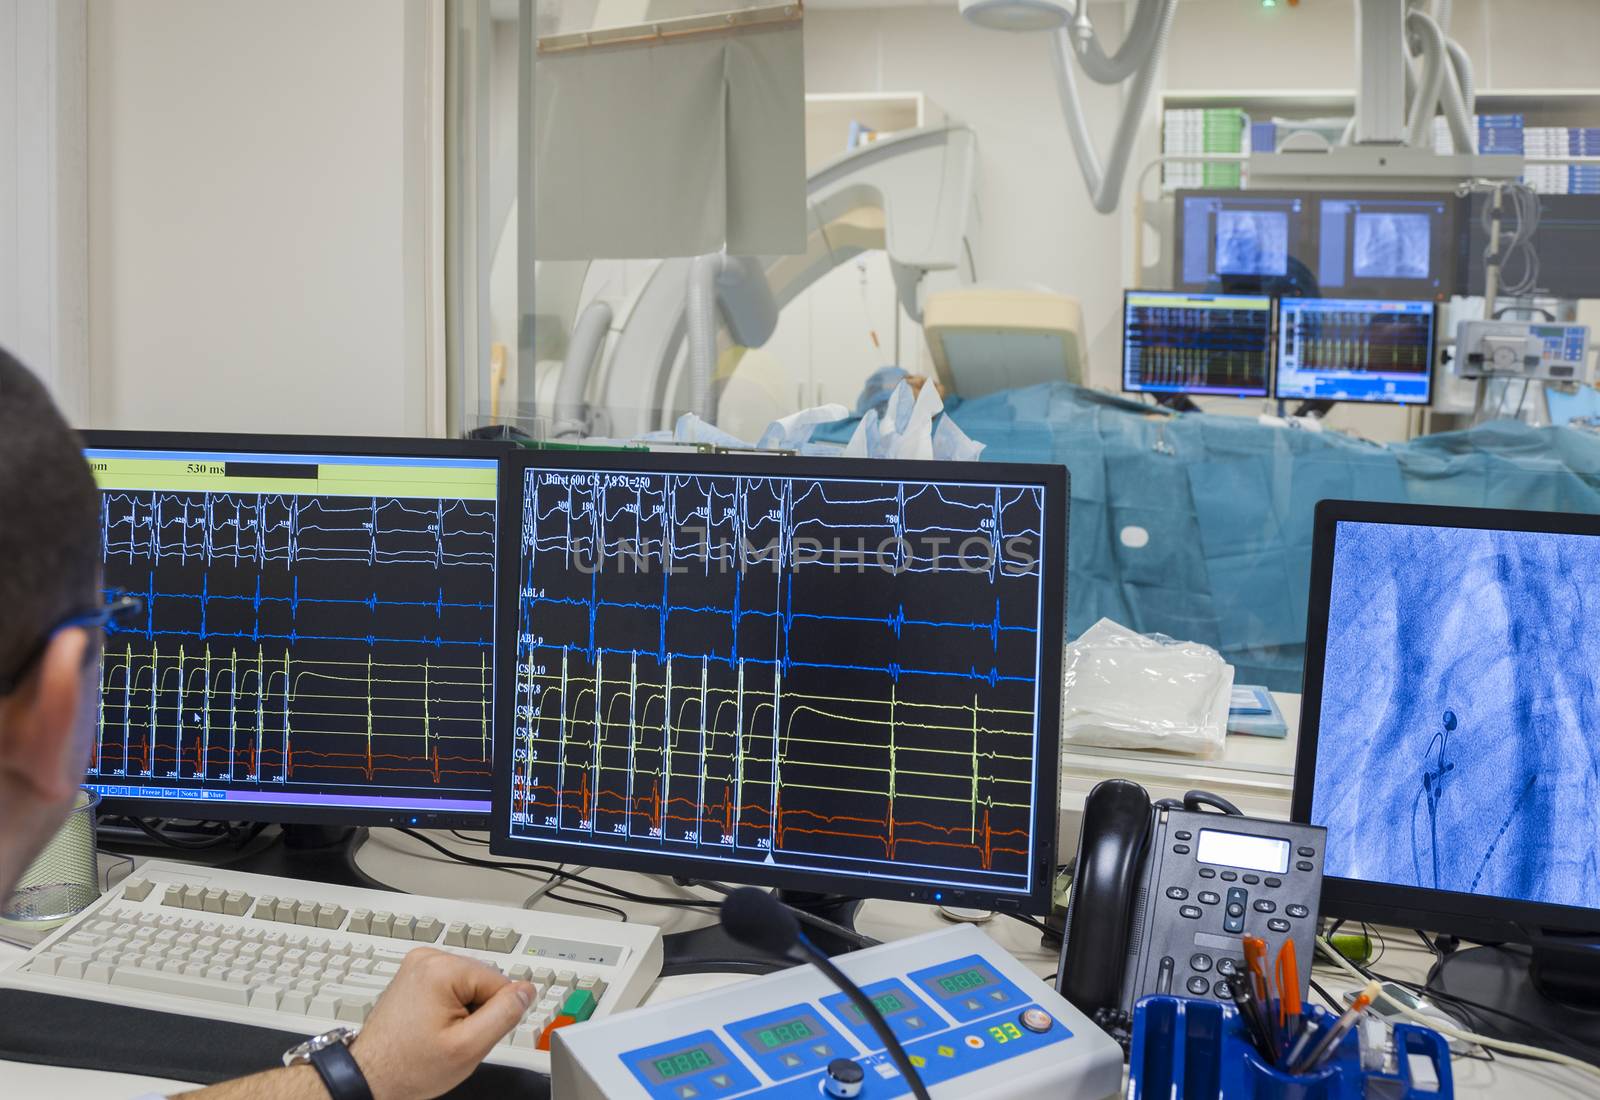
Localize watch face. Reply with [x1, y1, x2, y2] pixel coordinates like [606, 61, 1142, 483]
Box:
[284, 1026, 358, 1066]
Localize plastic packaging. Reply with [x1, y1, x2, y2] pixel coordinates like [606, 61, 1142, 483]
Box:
[1060, 617, 1233, 756]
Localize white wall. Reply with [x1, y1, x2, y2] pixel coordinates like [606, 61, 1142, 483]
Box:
[0, 0, 87, 419]
[86, 0, 431, 435]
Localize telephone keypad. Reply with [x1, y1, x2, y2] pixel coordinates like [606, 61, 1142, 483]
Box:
[1286, 904, 1309, 919]
[1198, 868, 1216, 879]
[1197, 891, 1220, 905]
[1220, 871, 1238, 882]
[1253, 900, 1276, 914]
[1242, 874, 1260, 885]
[1189, 954, 1212, 973]
[1216, 958, 1239, 977]
[1173, 845, 1191, 855]
[1179, 905, 1202, 919]
[1264, 877, 1282, 888]
[1297, 847, 1316, 857]
[1165, 887, 1189, 901]
[1185, 977, 1210, 996]
[1268, 918, 1291, 933]
[1296, 861, 1314, 872]
[1174, 831, 1192, 841]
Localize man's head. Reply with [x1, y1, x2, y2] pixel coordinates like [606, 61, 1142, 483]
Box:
[0, 348, 102, 900]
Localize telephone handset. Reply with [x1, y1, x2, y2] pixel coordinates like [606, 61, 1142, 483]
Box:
[1057, 779, 1325, 1041]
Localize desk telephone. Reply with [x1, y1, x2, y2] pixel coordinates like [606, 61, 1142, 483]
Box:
[1057, 779, 1326, 1039]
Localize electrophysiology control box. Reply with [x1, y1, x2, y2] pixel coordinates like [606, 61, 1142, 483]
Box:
[1456, 320, 1590, 381]
[551, 924, 1123, 1099]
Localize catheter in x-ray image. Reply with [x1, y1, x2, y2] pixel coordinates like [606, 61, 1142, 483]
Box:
[1353, 212, 1430, 280]
[1215, 210, 1289, 276]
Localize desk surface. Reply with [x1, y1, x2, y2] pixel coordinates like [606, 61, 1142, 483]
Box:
[2, 827, 1591, 1099]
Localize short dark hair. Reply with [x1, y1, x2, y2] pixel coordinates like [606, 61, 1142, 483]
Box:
[0, 348, 101, 679]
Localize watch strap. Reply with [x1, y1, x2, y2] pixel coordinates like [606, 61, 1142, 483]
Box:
[308, 1039, 374, 1100]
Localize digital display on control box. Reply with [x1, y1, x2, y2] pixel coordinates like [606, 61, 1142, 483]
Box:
[1196, 828, 1291, 873]
[747, 1017, 820, 1052]
[643, 1044, 725, 1084]
[933, 967, 994, 997]
[842, 991, 909, 1023]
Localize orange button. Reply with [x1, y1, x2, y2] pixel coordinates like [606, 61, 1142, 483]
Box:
[537, 1014, 577, 1052]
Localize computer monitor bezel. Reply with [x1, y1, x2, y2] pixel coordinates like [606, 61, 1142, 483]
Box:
[487, 449, 1069, 916]
[1120, 289, 1277, 400]
[1172, 188, 1318, 294]
[1291, 499, 1600, 943]
[1310, 190, 1460, 302]
[1273, 296, 1438, 408]
[79, 429, 514, 829]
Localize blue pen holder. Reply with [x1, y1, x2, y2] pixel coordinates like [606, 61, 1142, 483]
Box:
[1127, 995, 1454, 1100]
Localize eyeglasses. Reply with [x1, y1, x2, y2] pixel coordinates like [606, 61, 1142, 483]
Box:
[0, 590, 146, 697]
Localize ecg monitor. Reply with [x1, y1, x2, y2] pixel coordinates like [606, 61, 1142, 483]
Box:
[490, 451, 1069, 914]
[1275, 297, 1435, 406]
[1294, 500, 1600, 941]
[81, 432, 508, 826]
[1122, 291, 1274, 399]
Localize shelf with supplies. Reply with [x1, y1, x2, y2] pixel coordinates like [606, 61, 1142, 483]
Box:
[1060, 693, 1301, 825]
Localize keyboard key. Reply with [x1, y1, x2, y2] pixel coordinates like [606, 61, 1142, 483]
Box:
[112, 963, 253, 1005]
[274, 900, 297, 923]
[223, 891, 252, 916]
[280, 989, 312, 1014]
[537, 1014, 576, 1052]
[348, 909, 372, 935]
[295, 902, 318, 927]
[250, 985, 285, 1010]
[466, 924, 489, 950]
[371, 912, 394, 937]
[182, 886, 205, 911]
[317, 905, 347, 931]
[203, 889, 226, 914]
[391, 915, 416, 940]
[488, 928, 520, 953]
[162, 885, 185, 908]
[443, 921, 467, 948]
[412, 917, 443, 944]
[561, 989, 598, 1022]
[123, 879, 154, 902]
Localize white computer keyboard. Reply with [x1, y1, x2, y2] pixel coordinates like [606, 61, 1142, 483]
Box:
[0, 859, 663, 1074]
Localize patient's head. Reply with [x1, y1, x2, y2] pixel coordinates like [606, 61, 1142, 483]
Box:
[0, 348, 102, 898]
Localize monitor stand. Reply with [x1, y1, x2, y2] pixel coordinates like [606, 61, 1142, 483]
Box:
[1428, 936, 1600, 1047]
[103, 824, 392, 891]
[661, 890, 864, 976]
[1292, 400, 1334, 418]
[1154, 394, 1202, 414]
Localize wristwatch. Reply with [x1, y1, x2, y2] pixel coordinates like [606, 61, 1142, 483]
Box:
[283, 1026, 374, 1100]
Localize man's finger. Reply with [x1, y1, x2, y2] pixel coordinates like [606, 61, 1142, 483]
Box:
[449, 981, 536, 1056]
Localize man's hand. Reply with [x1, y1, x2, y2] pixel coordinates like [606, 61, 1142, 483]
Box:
[350, 947, 535, 1100]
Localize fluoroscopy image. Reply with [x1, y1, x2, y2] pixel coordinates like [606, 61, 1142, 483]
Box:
[1215, 210, 1289, 276]
[1352, 212, 1431, 279]
[1313, 521, 1600, 912]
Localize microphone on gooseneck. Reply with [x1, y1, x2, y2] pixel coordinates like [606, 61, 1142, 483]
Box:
[720, 889, 933, 1100]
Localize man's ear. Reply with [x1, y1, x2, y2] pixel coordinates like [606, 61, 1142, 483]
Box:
[0, 628, 91, 802]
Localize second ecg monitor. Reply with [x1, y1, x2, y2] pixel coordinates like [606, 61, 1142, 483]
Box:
[490, 451, 1070, 913]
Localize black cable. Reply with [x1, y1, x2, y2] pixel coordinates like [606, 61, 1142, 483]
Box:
[544, 890, 628, 922]
[691, 880, 877, 948]
[448, 829, 490, 847]
[1367, 966, 1600, 1067]
[395, 828, 721, 912]
[1006, 912, 1052, 935]
[1308, 978, 1343, 1012]
[128, 818, 263, 850]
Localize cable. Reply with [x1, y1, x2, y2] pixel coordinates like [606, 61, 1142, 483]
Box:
[1315, 935, 1600, 1079]
[448, 829, 490, 847]
[1368, 964, 1600, 1065]
[1308, 977, 1343, 1012]
[690, 880, 878, 949]
[394, 828, 720, 913]
[1005, 912, 1053, 936]
[544, 890, 628, 922]
[127, 818, 265, 851]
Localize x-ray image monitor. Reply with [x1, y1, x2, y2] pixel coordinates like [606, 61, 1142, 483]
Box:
[1294, 501, 1600, 993]
[1174, 190, 1312, 292]
[1316, 193, 1459, 299]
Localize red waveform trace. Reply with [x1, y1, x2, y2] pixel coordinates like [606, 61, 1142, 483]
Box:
[512, 780, 1026, 867]
[99, 736, 489, 783]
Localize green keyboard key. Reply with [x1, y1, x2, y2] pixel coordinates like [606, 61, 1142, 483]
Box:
[561, 988, 598, 1022]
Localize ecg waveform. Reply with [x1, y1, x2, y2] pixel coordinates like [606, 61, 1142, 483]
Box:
[507, 469, 1047, 892]
[87, 482, 497, 801]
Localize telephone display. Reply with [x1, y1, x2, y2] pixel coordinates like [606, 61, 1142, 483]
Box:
[1195, 829, 1291, 873]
